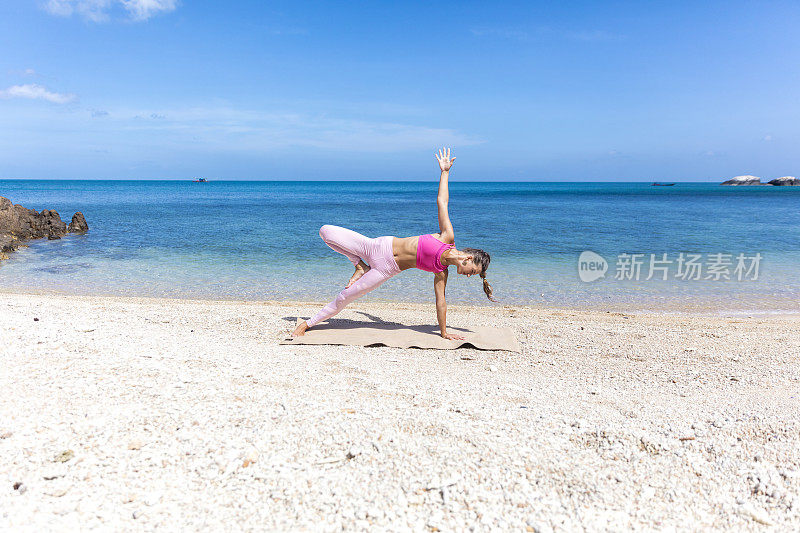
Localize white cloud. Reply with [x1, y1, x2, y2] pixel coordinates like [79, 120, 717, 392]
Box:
[0, 100, 481, 154]
[44, 0, 77, 17]
[44, 0, 113, 22]
[470, 27, 624, 43]
[121, 0, 178, 21]
[0, 84, 77, 104]
[7, 68, 39, 76]
[763, 134, 773, 142]
[99, 106, 483, 152]
[42, 0, 177, 22]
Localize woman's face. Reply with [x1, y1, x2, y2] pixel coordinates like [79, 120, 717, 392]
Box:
[457, 256, 482, 276]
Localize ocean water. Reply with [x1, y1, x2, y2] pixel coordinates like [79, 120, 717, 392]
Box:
[1, 180, 799, 312]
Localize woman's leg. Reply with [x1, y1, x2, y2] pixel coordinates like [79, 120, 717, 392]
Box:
[318, 225, 370, 267]
[306, 266, 395, 327]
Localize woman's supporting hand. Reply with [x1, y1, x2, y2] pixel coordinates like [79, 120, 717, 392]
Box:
[435, 147, 456, 172]
[442, 331, 465, 341]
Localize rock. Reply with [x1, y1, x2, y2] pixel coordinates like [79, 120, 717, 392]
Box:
[527, 518, 554, 533]
[738, 502, 774, 525]
[346, 446, 362, 460]
[46, 485, 70, 497]
[68, 212, 89, 233]
[243, 447, 259, 467]
[54, 450, 75, 463]
[38, 209, 67, 239]
[0, 196, 87, 260]
[767, 176, 799, 186]
[721, 175, 762, 186]
[0, 234, 17, 254]
[128, 439, 143, 450]
[43, 470, 65, 481]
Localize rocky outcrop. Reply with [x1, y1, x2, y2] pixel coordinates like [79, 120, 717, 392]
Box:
[68, 212, 89, 233]
[767, 176, 799, 186]
[0, 234, 15, 260]
[721, 175, 800, 186]
[721, 175, 763, 186]
[0, 196, 88, 260]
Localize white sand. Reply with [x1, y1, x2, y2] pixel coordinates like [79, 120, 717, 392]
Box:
[1, 292, 799, 531]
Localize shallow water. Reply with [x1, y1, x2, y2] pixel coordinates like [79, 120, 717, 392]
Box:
[1, 180, 799, 311]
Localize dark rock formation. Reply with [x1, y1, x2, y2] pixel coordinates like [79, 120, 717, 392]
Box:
[0, 196, 88, 260]
[68, 212, 89, 233]
[767, 176, 799, 186]
[721, 175, 763, 186]
[0, 234, 14, 260]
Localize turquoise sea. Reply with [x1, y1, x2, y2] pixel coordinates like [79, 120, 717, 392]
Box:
[1, 180, 799, 313]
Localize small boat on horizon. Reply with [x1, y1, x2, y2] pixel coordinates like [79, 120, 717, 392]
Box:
[193, 177, 208, 182]
[652, 182, 676, 186]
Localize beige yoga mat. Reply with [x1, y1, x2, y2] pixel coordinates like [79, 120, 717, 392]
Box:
[280, 318, 521, 352]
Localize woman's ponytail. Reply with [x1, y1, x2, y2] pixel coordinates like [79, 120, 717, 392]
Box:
[462, 247, 498, 302]
[480, 272, 498, 302]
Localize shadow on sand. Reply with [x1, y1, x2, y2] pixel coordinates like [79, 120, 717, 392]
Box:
[282, 310, 473, 335]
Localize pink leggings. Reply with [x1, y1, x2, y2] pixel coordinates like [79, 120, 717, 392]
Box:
[306, 225, 402, 327]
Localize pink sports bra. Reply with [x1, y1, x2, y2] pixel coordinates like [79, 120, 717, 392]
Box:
[416, 234, 455, 273]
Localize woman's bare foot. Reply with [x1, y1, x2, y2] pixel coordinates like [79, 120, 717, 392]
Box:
[292, 320, 309, 336]
[346, 260, 370, 288]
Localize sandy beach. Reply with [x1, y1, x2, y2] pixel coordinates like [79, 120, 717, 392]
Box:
[1, 291, 798, 531]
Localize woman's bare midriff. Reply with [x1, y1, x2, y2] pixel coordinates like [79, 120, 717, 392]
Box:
[391, 235, 420, 271]
[392, 233, 448, 271]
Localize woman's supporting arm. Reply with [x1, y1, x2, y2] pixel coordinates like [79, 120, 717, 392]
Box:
[434, 269, 464, 340]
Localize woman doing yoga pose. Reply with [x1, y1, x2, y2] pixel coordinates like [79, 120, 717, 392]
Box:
[291, 147, 496, 340]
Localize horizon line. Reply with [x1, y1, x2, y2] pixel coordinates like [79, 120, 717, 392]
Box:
[0, 178, 734, 183]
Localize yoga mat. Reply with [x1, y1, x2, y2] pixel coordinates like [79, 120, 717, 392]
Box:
[280, 318, 521, 352]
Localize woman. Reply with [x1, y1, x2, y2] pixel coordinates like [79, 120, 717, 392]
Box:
[292, 147, 496, 340]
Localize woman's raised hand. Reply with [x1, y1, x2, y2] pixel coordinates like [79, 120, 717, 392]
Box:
[435, 147, 456, 172]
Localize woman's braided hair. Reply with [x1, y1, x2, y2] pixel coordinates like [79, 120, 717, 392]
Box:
[461, 248, 497, 302]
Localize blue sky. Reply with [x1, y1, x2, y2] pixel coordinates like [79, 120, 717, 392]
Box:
[1, 1, 799, 180]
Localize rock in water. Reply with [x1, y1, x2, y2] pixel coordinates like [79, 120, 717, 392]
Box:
[0, 196, 87, 260]
[0, 234, 15, 259]
[40, 210, 68, 239]
[767, 176, 799, 186]
[721, 175, 762, 186]
[68, 212, 89, 233]
[1, 198, 68, 240]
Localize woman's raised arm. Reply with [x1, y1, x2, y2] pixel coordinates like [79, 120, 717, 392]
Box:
[435, 147, 456, 243]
